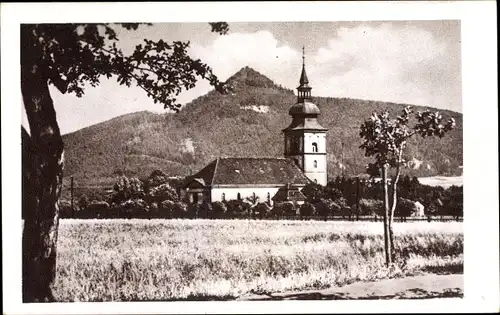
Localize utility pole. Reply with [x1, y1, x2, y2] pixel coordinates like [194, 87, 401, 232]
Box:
[356, 176, 360, 221]
[341, 141, 344, 178]
[70, 176, 74, 216]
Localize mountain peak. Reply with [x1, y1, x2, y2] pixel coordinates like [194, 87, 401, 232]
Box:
[226, 66, 279, 89]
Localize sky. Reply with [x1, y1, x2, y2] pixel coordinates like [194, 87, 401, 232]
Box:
[21, 21, 462, 135]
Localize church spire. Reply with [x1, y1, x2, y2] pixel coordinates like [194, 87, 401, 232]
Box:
[297, 45, 312, 103]
[299, 46, 309, 86]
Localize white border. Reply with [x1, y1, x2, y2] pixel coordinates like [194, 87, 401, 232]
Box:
[2, 1, 498, 314]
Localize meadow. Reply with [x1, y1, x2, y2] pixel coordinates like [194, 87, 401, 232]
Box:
[54, 219, 463, 301]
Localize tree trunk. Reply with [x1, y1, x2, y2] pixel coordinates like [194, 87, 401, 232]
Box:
[21, 25, 64, 303]
[388, 148, 403, 262]
[381, 165, 391, 266]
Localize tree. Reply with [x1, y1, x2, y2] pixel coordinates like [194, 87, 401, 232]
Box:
[245, 193, 260, 205]
[111, 176, 145, 204]
[359, 106, 455, 266]
[301, 182, 326, 203]
[147, 183, 179, 204]
[21, 22, 229, 302]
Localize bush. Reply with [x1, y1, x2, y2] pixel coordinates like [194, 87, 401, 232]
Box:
[81, 200, 110, 219]
[187, 203, 200, 219]
[333, 197, 352, 216]
[160, 200, 188, 219]
[314, 198, 334, 217]
[225, 200, 252, 218]
[118, 199, 149, 218]
[198, 201, 212, 219]
[359, 198, 384, 216]
[78, 194, 90, 211]
[301, 182, 326, 203]
[147, 183, 179, 203]
[253, 202, 272, 219]
[270, 202, 296, 217]
[211, 201, 227, 219]
[396, 198, 417, 217]
[299, 202, 315, 217]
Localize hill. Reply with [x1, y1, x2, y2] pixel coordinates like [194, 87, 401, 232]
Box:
[60, 66, 463, 198]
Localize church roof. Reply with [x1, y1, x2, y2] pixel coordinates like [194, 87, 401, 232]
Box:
[272, 185, 307, 202]
[299, 64, 310, 87]
[289, 101, 321, 116]
[283, 117, 328, 132]
[185, 157, 312, 187]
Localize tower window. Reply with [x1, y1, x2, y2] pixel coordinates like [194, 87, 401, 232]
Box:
[314, 160, 318, 168]
[312, 142, 318, 152]
[267, 192, 271, 203]
[221, 193, 226, 201]
[237, 193, 241, 201]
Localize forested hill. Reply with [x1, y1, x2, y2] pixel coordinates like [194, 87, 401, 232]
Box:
[61, 66, 463, 190]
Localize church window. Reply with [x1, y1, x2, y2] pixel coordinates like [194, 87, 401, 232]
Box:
[312, 142, 318, 152]
[314, 160, 318, 168]
[221, 193, 226, 201]
[267, 192, 271, 203]
[237, 193, 241, 201]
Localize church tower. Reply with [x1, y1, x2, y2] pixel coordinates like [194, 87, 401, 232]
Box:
[283, 47, 328, 186]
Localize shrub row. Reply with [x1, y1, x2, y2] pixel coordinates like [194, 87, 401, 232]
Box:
[59, 196, 428, 220]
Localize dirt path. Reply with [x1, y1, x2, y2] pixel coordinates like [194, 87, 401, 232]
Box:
[238, 274, 463, 300]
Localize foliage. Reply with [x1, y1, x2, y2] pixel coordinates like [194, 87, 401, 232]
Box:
[299, 202, 316, 217]
[359, 106, 455, 266]
[360, 107, 455, 172]
[332, 197, 351, 216]
[198, 201, 212, 219]
[301, 182, 327, 203]
[146, 183, 179, 203]
[77, 195, 90, 210]
[245, 193, 260, 205]
[145, 170, 169, 188]
[160, 200, 188, 219]
[25, 23, 228, 111]
[211, 201, 228, 219]
[270, 202, 296, 217]
[314, 198, 335, 217]
[253, 202, 272, 219]
[224, 199, 252, 218]
[359, 198, 384, 216]
[111, 176, 145, 204]
[396, 198, 418, 217]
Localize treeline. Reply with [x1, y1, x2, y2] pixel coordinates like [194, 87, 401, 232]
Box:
[54, 170, 463, 220]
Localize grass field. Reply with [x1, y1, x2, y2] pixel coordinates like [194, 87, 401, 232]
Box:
[54, 219, 463, 301]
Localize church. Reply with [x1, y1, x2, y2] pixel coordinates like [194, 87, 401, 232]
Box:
[183, 49, 328, 205]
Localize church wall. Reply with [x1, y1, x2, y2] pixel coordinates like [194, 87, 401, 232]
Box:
[211, 187, 280, 205]
[303, 170, 327, 186]
[304, 132, 326, 153]
[303, 132, 327, 185]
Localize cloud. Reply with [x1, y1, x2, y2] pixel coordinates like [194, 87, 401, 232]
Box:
[181, 31, 301, 104]
[190, 30, 299, 80]
[309, 23, 451, 108]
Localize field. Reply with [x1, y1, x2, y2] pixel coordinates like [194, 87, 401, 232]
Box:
[54, 219, 463, 302]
